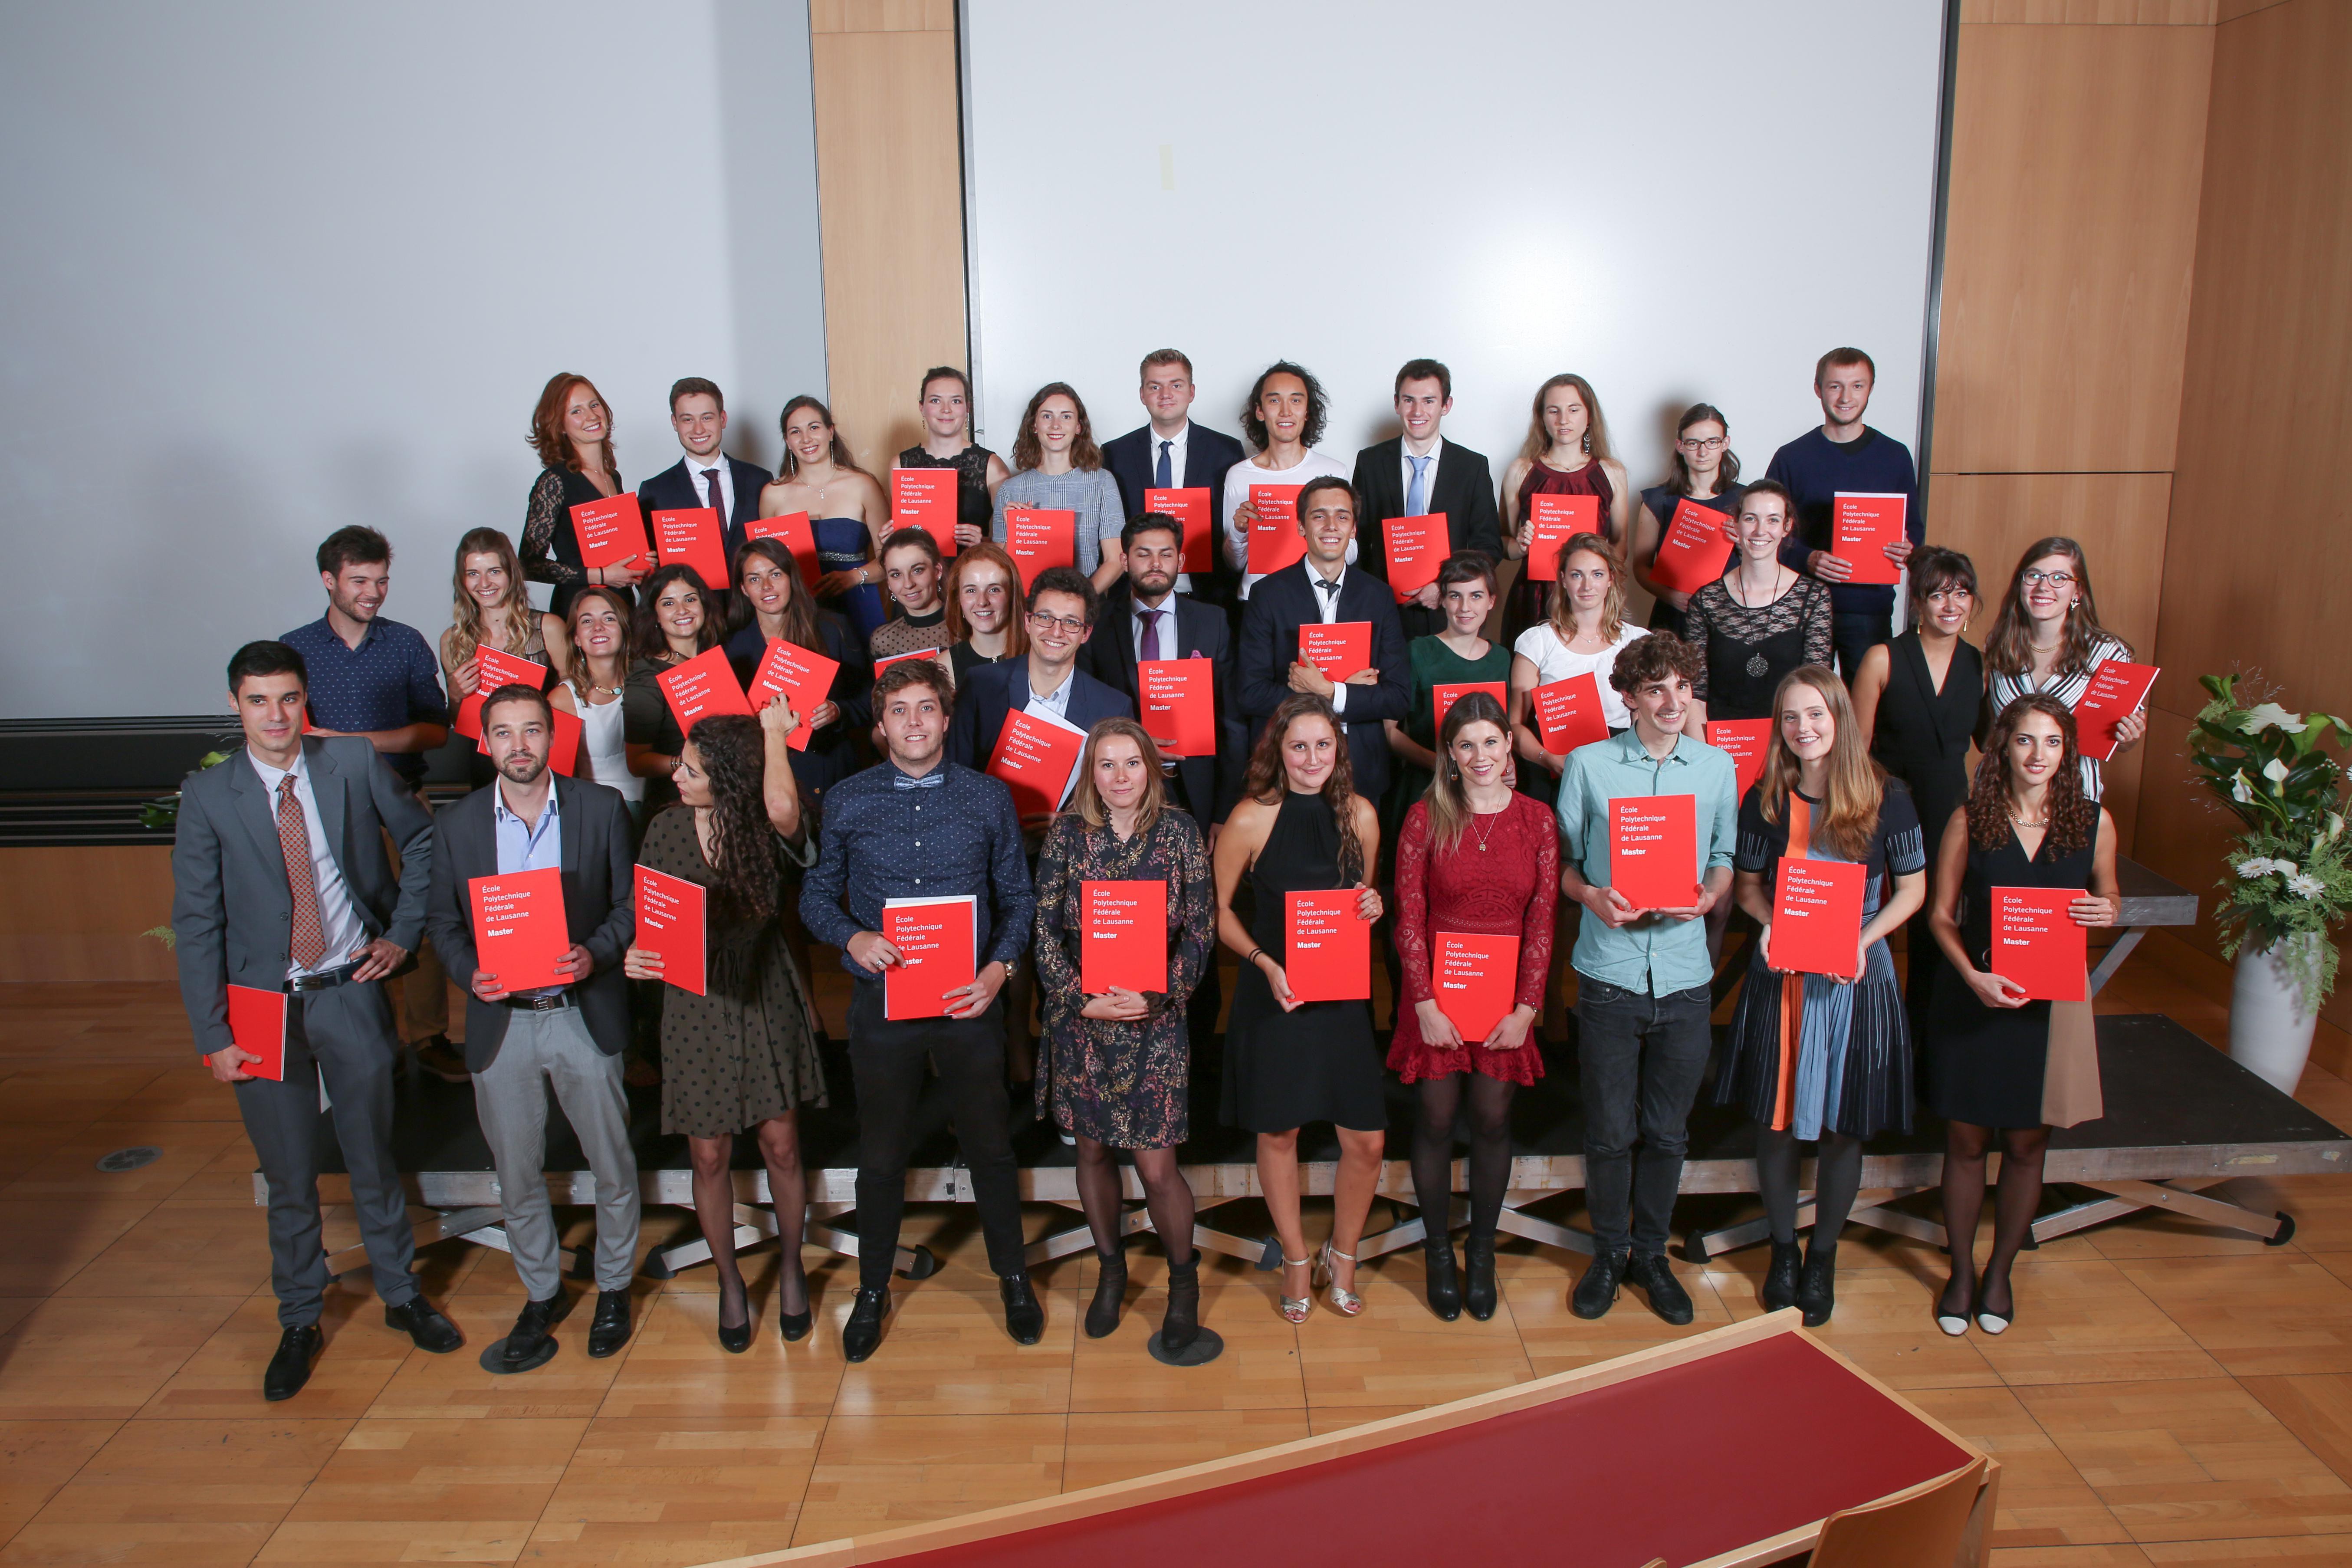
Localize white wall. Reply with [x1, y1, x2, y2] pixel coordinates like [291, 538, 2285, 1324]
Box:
[961, 0, 1944, 516]
[0, 0, 827, 718]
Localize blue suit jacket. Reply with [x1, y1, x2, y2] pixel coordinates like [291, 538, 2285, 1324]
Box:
[1102, 423, 1248, 607]
[1236, 560, 1412, 801]
[945, 658, 1136, 777]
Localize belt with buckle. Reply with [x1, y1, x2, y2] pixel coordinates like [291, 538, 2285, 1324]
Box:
[500, 992, 576, 1012]
[284, 962, 363, 994]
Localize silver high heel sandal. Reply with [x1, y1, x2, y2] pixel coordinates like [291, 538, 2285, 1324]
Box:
[1278, 1256, 1313, 1325]
[1315, 1241, 1364, 1317]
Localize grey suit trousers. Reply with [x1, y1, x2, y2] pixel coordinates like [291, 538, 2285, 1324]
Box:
[232, 979, 419, 1328]
[472, 1005, 640, 1296]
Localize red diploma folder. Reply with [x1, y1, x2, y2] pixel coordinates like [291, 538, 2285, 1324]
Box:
[1246, 484, 1305, 576]
[453, 646, 550, 740]
[545, 703, 583, 778]
[1831, 493, 1906, 586]
[1004, 505, 1076, 588]
[1145, 486, 1214, 573]
[1080, 879, 1167, 993]
[890, 468, 959, 555]
[469, 866, 570, 993]
[1297, 621, 1371, 683]
[1610, 795, 1700, 911]
[1705, 718, 1772, 803]
[652, 506, 729, 591]
[1770, 858, 1867, 980]
[1384, 513, 1449, 603]
[1432, 931, 1518, 1042]
[656, 644, 754, 736]
[987, 710, 1087, 818]
[572, 492, 649, 572]
[1285, 889, 1371, 1002]
[225, 983, 287, 1081]
[748, 638, 841, 752]
[1525, 493, 1600, 581]
[1140, 658, 1215, 758]
[2071, 660, 2159, 762]
[633, 865, 707, 996]
[1991, 886, 2088, 1001]
[882, 894, 976, 1020]
[873, 648, 947, 680]
[1650, 497, 1737, 595]
[746, 510, 822, 587]
[1434, 680, 1508, 737]
[1533, 673, 1609, 753]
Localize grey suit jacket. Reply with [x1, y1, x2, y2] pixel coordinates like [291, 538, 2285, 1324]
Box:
[171, 736, 435, 1057]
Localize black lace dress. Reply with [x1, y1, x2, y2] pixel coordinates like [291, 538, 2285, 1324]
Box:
[1684, 573, 1834, 720]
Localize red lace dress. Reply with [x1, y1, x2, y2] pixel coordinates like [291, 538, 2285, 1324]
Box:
[1386, 793, 1558, 1085]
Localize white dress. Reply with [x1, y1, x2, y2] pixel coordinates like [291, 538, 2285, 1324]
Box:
[575, 688, 645, 802]
[1512, 621, 1650, 731]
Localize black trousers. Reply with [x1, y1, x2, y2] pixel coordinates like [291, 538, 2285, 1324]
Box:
[848, 983, 1027, 1289]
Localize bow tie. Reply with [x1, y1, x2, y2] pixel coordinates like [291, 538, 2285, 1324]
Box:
[892, 771, 946, 790]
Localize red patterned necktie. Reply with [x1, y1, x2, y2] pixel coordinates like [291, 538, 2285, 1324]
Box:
[277, 775, 327, 970]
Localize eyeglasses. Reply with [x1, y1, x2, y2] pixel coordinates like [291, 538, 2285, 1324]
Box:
[1676, 436, 1726, 454]
[2021, 570, 2076, 588]
[1026, 611, 1087, 634]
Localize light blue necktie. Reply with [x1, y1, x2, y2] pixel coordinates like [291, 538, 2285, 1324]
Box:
[1406, 454, 1432, 519]
[1155, 440, 1173, 490]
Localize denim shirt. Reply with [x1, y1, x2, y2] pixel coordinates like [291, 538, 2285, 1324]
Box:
[1555, 728, 1739, 996]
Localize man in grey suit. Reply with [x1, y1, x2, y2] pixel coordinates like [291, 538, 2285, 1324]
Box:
[426, 683, 640, 1371]
[172, 641, 465, 1401]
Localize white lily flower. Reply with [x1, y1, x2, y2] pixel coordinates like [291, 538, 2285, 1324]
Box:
[2232, 771, 2255, 804]
[2288, 872, 2326, 900]
[2242, 702, 2306, 734]
[2276, 859, 2299, 875]
[2236, 858, 2277, 879]
[2263, 757, 2292, 785]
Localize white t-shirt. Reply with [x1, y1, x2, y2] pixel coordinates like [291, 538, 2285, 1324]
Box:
[1221, 449, 1352, 597]
[1513, 621, 1650, 732]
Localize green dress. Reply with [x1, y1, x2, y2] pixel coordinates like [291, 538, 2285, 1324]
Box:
[1393, 634, 1514, 818]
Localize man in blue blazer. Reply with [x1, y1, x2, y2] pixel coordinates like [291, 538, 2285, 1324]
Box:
[947, 566, 1136, 816]
[1099, 349, 1247, 615]
[638, 377, 774, 625]
[1237, 477, 1412, 801]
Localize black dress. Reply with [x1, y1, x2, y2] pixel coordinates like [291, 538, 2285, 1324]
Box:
[897, 443, 999, 538]
[1637, 483, 1739, 641]
[723, 612, 874, 806]
[1685, 574, 1835, 721]
[1871, 631, 1984, 1021]
[1921, 823, 2095, 1128]
[522, 465, 628, 620]
[1221, 790, 1386, 1134]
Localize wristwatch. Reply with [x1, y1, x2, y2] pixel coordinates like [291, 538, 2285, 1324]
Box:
[997, 955, 1021, 982]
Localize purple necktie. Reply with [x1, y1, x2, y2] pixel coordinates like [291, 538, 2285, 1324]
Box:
[1139, 607, 1163, 663]
[702, 467, 724, 518]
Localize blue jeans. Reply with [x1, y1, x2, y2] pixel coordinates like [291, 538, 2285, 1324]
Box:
[1575, 977, 1713, 1257]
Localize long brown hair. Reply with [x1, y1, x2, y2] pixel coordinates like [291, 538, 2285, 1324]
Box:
[1519, 373, 1615, 465]
[560, 585, 634, 697]
[1984, 536, 2129, 680]
[1009, 381, 1104, 473]
[1422, 690, 1511, 852]
[1969, 694, 2096, 855]
[631, 564, 720, 662]
[1757, 666, 1883, 862]
[942, 542, 1031, 655]
[682, 715, 778, 927]
[777, 394, 866, 482]
[1068, 718, 1169, 836]
[1545, 531, 1628, 646]
[528, 372, 618, 477]
[1242, 695, 1365, 884]
[733, 538, 823, 655]
[446, 527, 532, 668]
[1663, 402, 1741, 495]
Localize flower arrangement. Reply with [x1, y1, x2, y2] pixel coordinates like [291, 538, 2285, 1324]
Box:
[138, 747, 233, 952]
[2188, 674, 2352, 1012]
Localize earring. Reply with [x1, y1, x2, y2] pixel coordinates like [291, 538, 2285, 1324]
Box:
[1581, 431, 1591, 454]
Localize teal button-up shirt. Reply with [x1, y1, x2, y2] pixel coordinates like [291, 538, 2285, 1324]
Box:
[1555, 728, 1740, 996]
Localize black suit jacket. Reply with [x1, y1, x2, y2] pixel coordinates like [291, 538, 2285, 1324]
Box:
[1236, 561, 1412, 801]
[945, 659, 1137, 780]
[1350, 437, 1504, 639]
[1082, 585, 1248, 823]
[424, 774, 637, 1071]
[640, 454, 774, 569]
[1102, 424, 1248, 609]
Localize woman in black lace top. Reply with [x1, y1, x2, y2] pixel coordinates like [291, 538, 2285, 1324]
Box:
[520, 373, 641, 622]
[894, 366, 1008, 550]
[1685, 480, 1834, 726]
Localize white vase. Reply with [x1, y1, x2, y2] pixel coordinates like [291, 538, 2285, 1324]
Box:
[2230, 934, 2322, 1096]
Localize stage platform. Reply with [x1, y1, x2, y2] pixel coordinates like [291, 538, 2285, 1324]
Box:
[277, 1013, 2349, 1284]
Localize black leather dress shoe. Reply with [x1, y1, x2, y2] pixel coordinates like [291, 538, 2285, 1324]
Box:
[1000, 1272, 1045, 1345]
[842, 1286, 890, 1363]
[1570, 1249, 1626, 1320]
[1626, 1252, 1695, 1325]
[1462, 1232, 1499, 1322]
[586, 1290, 632, 1358]
[264, 1324, 322, 1401]
[385, 1297, 463, 1354]
[504, 1289, 573, 1367]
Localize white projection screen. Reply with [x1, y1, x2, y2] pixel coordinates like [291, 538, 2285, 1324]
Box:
[960, 0, 1948, 542]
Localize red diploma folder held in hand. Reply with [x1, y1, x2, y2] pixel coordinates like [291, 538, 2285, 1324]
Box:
[1285, 890, 1371, 1002]
[652, 506, 729, 591]
[1432, 931, 1518, 1042]
[882, 894, 976, 1020]
[225, 984, 287, 1081]
[1004, 506, 1076, 588]
[572, 493, 649, 572]
[1650, 498, 1737, 595]
[1610, 795, 1700, 911]
[1705, 718, 1772, 802]
[987, 710, 1087, 819]
[633, 865, 707, 996]
[1298, 622, 1371, 683]
[1831, 493, 1906, 586]
[1246, 484, 1305, 576]
[1145, 487, 1214, 574]
[1434, 681, 1507, 737]
[890, 468, 959, 555]
[872, 648, 948, 682]
[748, 639, 840, 751]
[1081, 880, 1167, 993]
[1140, 658, 1214, 757]
[1991, 887, 2088, 1001]
[1770, 859, 1867, 980]
[1534, 673, 1610, 753]
[469, 866, 570, 993]
[545, 703, 583, 778]
[656, 645, 755, 736]
[453, 646, 550, 740]
[1525, 493, 1599, 581]
[2071, 660, 2159, 762]
[746, 510, 821, 587]
[1384, 513, 1449, 603]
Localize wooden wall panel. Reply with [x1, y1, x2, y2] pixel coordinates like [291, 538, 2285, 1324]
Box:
[1961, 0, 2214, 21]
[1932, 23, 2211, 473]
[0, 847, 177, 983]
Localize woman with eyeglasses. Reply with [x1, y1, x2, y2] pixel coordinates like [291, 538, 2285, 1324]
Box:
[1630, 404, 1742, 640]
[1981, 539, 2141, 800]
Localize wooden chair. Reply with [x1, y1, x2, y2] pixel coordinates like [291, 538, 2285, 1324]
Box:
[1809, 1456, 1990, 1568]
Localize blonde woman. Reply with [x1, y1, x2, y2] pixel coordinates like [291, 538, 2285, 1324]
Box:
[1498, 374, 1633, 643]
[440, 528, 554, 710]
[1508, 531, 1648, 803]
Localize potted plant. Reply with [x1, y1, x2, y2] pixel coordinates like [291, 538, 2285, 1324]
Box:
[2186, 674, 2352, 1095]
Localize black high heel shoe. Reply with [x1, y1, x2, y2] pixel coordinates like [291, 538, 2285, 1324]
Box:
[777, 1262, 812, 1344]
[716, 1283, 752, 1355]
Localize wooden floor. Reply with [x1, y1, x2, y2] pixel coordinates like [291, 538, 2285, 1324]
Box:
[1, 934, 2350, 1566]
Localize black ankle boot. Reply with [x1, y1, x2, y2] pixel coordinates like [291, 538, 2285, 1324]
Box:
[1085, 1249, 1127, 1339]
[1761, 1239, 1803, 1313]
[1423, 1239, 1462, 1321]
[1794, 1242, 1838, 1327]
[1160, 1255, 1202, 1354]
[1462, 1232, 1498, 1321]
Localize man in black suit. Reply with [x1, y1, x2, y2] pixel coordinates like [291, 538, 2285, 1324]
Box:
[1237, 477, 1412, 800]
[426, 684, 640, 1372]
[1351, 358, 1504, 640]
[946, 566, 1137, 816]
[640, 377, 774, 627]
[1099, 349, 1248, 614]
